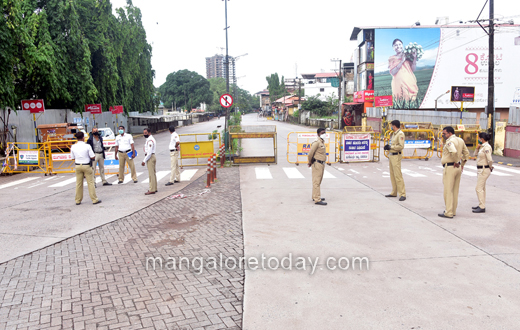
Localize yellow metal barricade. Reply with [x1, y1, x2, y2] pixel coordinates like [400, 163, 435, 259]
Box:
[46, 139, 76, 174]
[384, 122, 435, 160]
[2, 142, 48, 174]
[179, 133, 221, 167]
[437, 124, 483, 159]
[341, 126, 381, 162]
[230, 125, 277, 164]
[287, 131, 339, 164]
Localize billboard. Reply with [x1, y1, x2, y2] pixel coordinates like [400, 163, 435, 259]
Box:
[450, 86, 475, 102]
[374, 26, 520, 109]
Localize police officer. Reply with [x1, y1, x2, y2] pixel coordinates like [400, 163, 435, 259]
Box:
[141, 128, 157, 195]
[114, 125, 138, 183]
[384, 120, 406, 201]
[439, 126, 469, 218]
[165, 125, 181, 186]
[308, 128, 327, 205]
[472, 132, 493, 213]
[70, 131, 101, 205]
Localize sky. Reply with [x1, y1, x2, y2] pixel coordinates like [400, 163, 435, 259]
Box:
[110, 0, 518, 95]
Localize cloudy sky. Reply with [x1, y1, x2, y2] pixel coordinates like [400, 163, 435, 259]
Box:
[111, 0, 517, 94]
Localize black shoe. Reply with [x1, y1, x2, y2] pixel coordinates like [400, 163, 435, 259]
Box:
[399, 196, 406, 201]
[76, 202, 81, 205]
[472, 206, 479, 210]
[133, 180, 138, 183]
[165, 182, 174, 186]
[385, 194, 397, 198]
[93, 200, 102, 205]
[472, 207, 486, 213]
[103, 182, 112, 186]
[118, 181, 123, 184]
[311, 198, 325, 201]
[315, 201, 327, 205]
[438, 213, 453, 219]
[174, 180, 180, 183]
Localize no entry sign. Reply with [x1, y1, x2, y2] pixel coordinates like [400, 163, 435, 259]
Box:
[21, 99, 45, 113]
[220, 94, 233, 108]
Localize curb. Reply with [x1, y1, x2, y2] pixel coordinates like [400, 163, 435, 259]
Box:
[497, 161, 515, 166]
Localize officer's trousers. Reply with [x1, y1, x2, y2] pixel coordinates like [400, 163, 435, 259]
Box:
[147, 154, 157, 192]
[118, 151, 137, 182]
[92, 153, 107, 183]
[476, 168, 491, 209]
[75, 164, 99, 204]
[312, 161, 325, 202]
[389, 153, 406, 197]
[170, 150, 180, 182]
[443, 165, 462, 217]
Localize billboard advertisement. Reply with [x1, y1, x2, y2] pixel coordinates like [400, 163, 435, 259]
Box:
[450, 86, 475, 102]
[374, 26, 520, 109]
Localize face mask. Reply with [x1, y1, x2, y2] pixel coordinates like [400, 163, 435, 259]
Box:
[143, 134, 149, 138]
[93, 132, 99, 136]
[478, 140, 482, 145]
[119, 130, 124, 134]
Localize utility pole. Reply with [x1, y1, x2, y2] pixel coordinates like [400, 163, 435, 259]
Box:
[488, 0, 495, 148]
[338, 60, 342, 119]
[223, 0, 231, 154]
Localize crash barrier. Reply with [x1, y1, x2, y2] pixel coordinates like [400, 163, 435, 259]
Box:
[287, 132, 339, 164]
[2, 140, 128, 175]
[342, 126, 381, 163]
[219, 144, 225, 168]
[437, 124, 483, 159]
[229, 125, 277, 164]
[179, 132, 221, 167]
[205, 154, 218, 188]
[384, 122, 435, 160]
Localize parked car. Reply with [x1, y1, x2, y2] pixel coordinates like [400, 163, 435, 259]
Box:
[97, 127, 116, 149]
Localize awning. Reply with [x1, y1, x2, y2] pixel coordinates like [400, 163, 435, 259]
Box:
[342, 102, 363, 105]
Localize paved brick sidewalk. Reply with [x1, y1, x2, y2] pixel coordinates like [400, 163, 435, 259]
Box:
[0, 168, 244, 330]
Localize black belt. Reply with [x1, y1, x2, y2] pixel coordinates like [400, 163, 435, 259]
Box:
[443, 162, 460, 167]
[477, 165, 490, 169]
[316, 159, 325, 164]
[390, 152, 401, 155]
[118, 150, 130, 153]
[170, 149, 177, 152]
[76, 163, 90, 165]
[95, 152, 103, 154]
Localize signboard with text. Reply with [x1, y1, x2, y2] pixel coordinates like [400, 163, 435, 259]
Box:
[353, 90, 374, 103]
[109, 105, 124, 114]
[374, 95, 393, 107]
[404, 140, 431, 149]
[343, 133, 371, 162]
[85, 104, 102, 114]
[18, 150, 39, 165]
[451, 86, 475, 102]
[21, 99, 45, 113]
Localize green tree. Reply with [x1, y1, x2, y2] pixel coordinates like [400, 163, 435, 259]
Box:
[266, 73, 288, 104]
[208, 77, 227, 112]
[301, 95, 327, 117]
[158, 70, 212, 111]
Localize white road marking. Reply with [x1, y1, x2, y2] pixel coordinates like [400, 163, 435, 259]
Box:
[180, 169, 198, 182]
[141, 171, 170, 184]
[464, 165, 512, 177]
[402, 169, 427, 178]
[0, 177, 39, 190]
[323, 170, 336, 179]
[493, 165, 520, 174]
[49, 177, 77, 187]
[338, 168, 345, 171]
[255, 167, 272, 179]
[123, 172, 143, 184]
[349, 169, 359, 174]
[95, 174, 115, 183]
[283, 167, 304, 179]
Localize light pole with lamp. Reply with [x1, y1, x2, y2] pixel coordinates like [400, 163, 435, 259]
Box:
[434, 90, 450, 111]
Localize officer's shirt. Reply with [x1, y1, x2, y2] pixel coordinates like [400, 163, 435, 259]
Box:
[169, 132, 180, 150]
[389, 129, 405, 153]
[475, 142, 493, 168]
[143, 135, 156, 163]
[308, 137, 327, 163]
[71, 141, 94, 164]
[116, 133, 134, 151]
[441, 135, 469, 165]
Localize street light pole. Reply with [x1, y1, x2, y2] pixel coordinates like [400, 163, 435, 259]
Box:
[488, 0, 495, 148]
[223, 0, 230, 155]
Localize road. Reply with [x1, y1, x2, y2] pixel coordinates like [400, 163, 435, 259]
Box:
[238, 113, 520, 329]
[0, 118, 225, 263]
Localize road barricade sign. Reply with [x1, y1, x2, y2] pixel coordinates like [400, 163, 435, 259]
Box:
[343, 133, 371, 162]
[385, 122, 435, 160]
[287, 132, 338, 164]
[179, 133, 221, 167]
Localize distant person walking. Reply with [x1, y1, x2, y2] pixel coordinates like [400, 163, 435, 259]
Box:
[308, 128, 327, 206]
[384, 120, 406, 201]
[141, 128, 157, 195]
[439, 126, 469, 218]
[165, 126, 181, 186]
[472, 132, 493, 213]
[114, 125, 137, 184]
[70, 131, 101, 205]
[87, 127, 111, 187]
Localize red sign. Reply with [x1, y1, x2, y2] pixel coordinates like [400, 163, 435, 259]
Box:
[21, 99, 45, 113]
[109, 105, 123, 114]
[220, 94, 233, 108]
[85, 104, 102, 114]
[353, 90, 374, 103]
[374, 95, 393, 107]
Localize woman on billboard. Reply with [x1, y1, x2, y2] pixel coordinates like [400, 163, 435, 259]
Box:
[389, 39, 419, 102]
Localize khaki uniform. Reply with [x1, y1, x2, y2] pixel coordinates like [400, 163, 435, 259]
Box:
[308, 137, 327, 202]
[147, 154, 157, 192]
[118, 151, 137, 182]
[170, 151, 180, 182]
[92, 153, 107, 183]
[441, 135, 470, 217]
[474, 142, 493, 209]
[75, 165, 99, 204]
[388, 129, 406, 197]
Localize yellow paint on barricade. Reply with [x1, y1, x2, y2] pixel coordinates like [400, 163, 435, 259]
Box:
[2, 142, 48, 174]
[287, 132, 338, 164]
[230, 125, 277, 164]
[437, 124, 483, 159]
[384, 122, 435, 160]
[179, 133, 221, 167]
[341, 126, 381, 162]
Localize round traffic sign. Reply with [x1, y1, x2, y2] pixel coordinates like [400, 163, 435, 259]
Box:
[220, 94, 233, 108]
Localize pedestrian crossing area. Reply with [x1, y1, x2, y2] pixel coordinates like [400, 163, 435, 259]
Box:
[0, 169, 200, 191]
[372, 164, 520, 179]
[253, 166, 337, 180]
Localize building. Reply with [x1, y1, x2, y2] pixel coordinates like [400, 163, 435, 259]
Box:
[301, 73, 340, 101]
[205, 54, 235, 82]
[254, 90, 270, 111]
